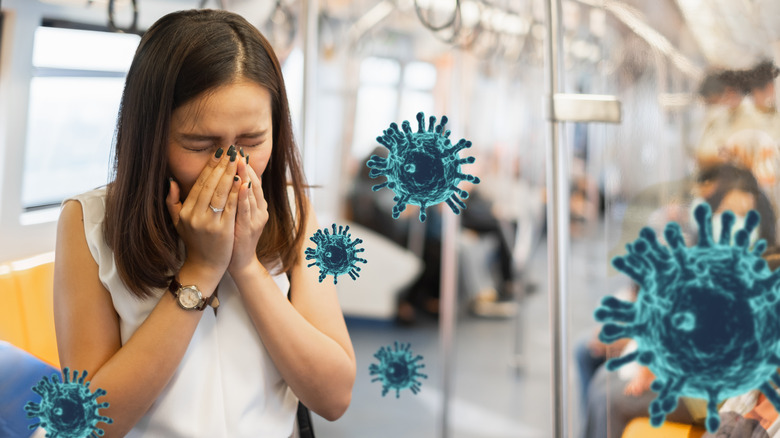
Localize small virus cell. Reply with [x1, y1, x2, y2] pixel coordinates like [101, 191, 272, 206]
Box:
[366, 111, 480, 222]
[595, 203, 780, 433]
[369, 341, 428, 398]
[24, 367, 113, 438]
[305, 223, 367, 284]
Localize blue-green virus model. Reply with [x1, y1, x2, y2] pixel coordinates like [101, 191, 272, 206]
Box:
[24, 367, 113, 438]
[305, 223, 367, 284]
[369, 341, 428, 398]
[596, 203, 780, 433]
[366, 112, 480, 222]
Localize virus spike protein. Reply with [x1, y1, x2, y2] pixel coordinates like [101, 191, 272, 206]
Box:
[24, 367, 113, 438]
[305, 223, 367, 284]
[366, 111, 480, 222]
[595, 203, 780, 433]
[369, 341, 428, 398]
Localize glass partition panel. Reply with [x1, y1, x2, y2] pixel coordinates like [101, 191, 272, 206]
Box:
[575, 1, 780, 438]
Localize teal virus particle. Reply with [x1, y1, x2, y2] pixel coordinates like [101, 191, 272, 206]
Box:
[305, 223, 367, 284]
[369, 341, 428, 398]
[366, 112, 480, 222]
[595, 203, 780, 433]
[24, 367, 113, 438]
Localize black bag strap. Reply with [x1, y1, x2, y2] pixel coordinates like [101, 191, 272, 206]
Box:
[296, 400, 315, 438]
[287, 279, 315, 438]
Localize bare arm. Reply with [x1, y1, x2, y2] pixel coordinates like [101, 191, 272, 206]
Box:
[55, 201, 218, 436]
[55, 151, 240, 436]
[228, 171, 356, 420]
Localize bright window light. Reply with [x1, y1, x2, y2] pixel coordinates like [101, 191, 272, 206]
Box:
[359, 57, 401, 85]
[403, 61, 437, 90]
[32, 26, 138, 71]
[22, 25, 140, 210]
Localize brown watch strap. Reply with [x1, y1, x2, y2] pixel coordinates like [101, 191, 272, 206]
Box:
[201, 291, 220, 310]
[167, 277, 219, 311]
[168, 277, 182, 296]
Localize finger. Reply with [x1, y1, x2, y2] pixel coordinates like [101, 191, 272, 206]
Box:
[210, 147, 240, 212]
[244, 161, 266, 208]
[237, 180, 252, 223]
[222, 173, 242, 224]
[236, 152, 249, 186]
[166, 178, 182, 227]
[234, 151, 251, 217]
[187, 146, 225, 206]
[246, 180, 257, 216]
[197, 145, 236, 213]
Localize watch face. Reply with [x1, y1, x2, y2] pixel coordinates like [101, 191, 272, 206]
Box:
[178, 286, 202, 309]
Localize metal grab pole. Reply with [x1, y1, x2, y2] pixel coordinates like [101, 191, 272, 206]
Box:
[543, 0, 570, 437]
[301, 0, 319, 183]
[439, 211, 458, 438]
[439, 51, 464, 438]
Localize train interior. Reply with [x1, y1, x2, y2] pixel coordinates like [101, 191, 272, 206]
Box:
[1, 0, 780, 437]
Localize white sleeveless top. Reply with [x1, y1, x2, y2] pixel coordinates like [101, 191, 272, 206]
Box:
[66, 187, 298, 437]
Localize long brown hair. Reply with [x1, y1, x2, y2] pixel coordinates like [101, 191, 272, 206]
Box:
[104, 9, 308, 298]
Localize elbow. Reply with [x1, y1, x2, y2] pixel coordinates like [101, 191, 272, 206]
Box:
[316, 390, 352, 421]
[307, 353, 356, 421]
[314, 368, 355, 421]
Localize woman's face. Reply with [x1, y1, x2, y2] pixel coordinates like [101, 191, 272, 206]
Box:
[716, 189, 755, 217]
[168, 78, 273, 199]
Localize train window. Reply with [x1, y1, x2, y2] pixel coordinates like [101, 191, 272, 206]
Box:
[351, 57, 435, 160]
[21, 25, 140, 210]
[403, 61, 437, 90]
[399, 61, 436, 127]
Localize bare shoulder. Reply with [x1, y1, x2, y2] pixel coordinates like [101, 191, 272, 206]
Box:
[55, 199, 120, 371]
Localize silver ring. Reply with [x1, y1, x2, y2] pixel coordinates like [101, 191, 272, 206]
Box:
[209, 204, 224, 213]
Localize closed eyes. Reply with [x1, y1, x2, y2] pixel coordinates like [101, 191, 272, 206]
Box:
[183, 143, 261, 153]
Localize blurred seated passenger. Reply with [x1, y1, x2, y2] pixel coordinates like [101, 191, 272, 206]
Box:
[346, 146, 411, 247]
[581, 166, 777, 438]
[575, 283, 638, 412]
[726, 60, 780, 192]
[461, 186, 519, 318]
[696, 69, 747, 168]
[464, 151, 544, 317]
[348, 146, 522, 323]
[699, 163, 776, 246]
[701, 62, 780, 191]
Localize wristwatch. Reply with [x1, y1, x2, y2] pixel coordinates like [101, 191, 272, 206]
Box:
[168, 278, 220, 311]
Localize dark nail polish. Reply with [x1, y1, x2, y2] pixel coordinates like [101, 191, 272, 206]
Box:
[239, 147, 245, 157]
[246, 155, 249, 164]
[234, 175, 239, 182]
[230, 152, 236, 162]
[227, 145, 235, 156]
[248, 181, 252, 189]
[215, 148, 224, 158]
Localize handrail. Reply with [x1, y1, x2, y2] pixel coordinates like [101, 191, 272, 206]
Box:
[107, 0, 139, 34]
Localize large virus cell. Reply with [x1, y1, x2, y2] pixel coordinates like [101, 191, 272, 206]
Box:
[305, 223, 367, 284]
[24, 367, 113, 438]
[595, 203, 780, 433]
[369, 341, 428, 398]
[366, 111, 480, 222]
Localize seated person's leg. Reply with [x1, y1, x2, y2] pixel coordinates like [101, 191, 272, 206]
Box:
[575, 335, 606, 412]
[582, 364, 694, 438]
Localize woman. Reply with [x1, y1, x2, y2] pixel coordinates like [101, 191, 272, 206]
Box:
[54, 9, 355, 437]
[703, 164, 777, 246]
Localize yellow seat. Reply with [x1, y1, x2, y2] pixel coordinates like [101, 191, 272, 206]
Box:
[0, 253, 59, 368]
[0, 266, 28, 350]
[623, 417, 706, 438]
